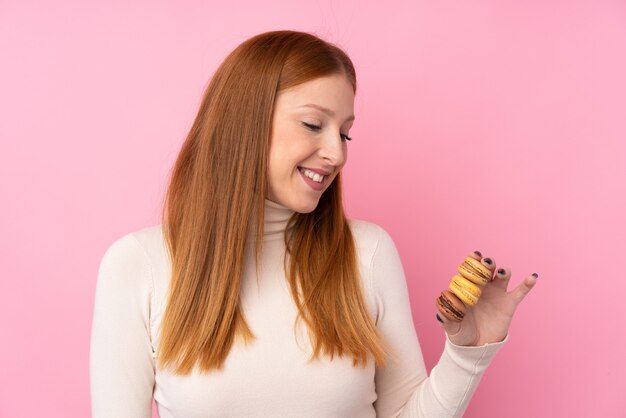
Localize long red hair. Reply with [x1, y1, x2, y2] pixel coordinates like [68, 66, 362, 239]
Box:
[157, 30, 394, 375]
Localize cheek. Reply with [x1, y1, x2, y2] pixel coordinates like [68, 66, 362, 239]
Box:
[283, 144, 311, 170]
[269, 149, 299, 178]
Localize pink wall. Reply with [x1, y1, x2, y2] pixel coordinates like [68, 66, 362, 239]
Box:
[1, 1, 624, 416]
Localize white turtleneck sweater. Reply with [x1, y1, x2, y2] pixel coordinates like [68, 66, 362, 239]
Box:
[90, 199, 507, 418]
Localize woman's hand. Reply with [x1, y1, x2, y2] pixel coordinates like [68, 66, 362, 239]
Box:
[436, 251, 538, 346]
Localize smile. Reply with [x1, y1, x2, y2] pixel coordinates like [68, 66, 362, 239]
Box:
[298, 167, 326, 191]
[299, 167, 325, 183]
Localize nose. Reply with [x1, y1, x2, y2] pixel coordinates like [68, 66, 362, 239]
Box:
[318, 133, 347, 167]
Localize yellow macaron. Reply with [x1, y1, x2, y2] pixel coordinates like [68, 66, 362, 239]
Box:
[457, 257, 492, 286]
[449, 274, 482, 306]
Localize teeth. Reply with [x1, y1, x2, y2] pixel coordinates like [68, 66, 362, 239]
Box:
[301, 168, 325, 183]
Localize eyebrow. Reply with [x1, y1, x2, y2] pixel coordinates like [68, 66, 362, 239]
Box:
[298, 103, 355, 122]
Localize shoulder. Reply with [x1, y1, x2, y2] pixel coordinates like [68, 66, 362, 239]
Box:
[129, 224, 168, 261]
[347, 219, 402, 286]
[100, 225, 162, 265]
[93, 227, 162, 346]
[347, 218, 403, 279]
[347, 218, 397, 255]
[97, 225, 165, 292]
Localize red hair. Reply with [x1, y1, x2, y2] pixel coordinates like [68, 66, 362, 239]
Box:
[157, 30, 393, 375]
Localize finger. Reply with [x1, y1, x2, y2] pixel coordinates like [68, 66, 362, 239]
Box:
[492, 266, 512, 291]
[481, 255, 497, 280]
[469, 250, 482, 261]
[511, 273, 539, 305]
[436, 312, 462, 336]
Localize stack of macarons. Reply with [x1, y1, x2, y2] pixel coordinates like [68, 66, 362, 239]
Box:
[436, 252, 493, 322]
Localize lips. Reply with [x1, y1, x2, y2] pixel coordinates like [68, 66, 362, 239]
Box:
[297, 167, 325, 191]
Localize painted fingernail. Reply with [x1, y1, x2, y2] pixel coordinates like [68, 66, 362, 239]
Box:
[474, 250, 482, 257]
[497, 268, 506, 276]
[532, 273, 539, 278]
[436, 313, 444, 323]
[483, 258, 493, 265]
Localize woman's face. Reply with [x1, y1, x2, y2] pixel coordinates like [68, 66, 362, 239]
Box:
[267, 73, 355, 213]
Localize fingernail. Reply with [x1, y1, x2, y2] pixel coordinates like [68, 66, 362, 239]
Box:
[483, 258, 493, 265]
[474, 250, 482, 257]
[532, 273, 539, 278]
[436, 313, 444, 323]
[497, 268, 506, 276]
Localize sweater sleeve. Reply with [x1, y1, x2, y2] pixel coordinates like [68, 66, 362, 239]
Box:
[89, 233, 155, 418]
[371, 225, 507, 418]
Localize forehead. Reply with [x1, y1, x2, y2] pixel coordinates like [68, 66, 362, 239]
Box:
[275, 75, 355, 116]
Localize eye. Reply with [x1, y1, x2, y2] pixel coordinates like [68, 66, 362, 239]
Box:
[301, 122, 352, 142]
[302, 122, 321, 132]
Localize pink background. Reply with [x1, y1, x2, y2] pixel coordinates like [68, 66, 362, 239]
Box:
[1, 1, 624, 417]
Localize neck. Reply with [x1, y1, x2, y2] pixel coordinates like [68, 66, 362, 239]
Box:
[248, 198, 296, 241]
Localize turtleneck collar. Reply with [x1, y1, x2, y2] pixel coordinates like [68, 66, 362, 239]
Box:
[248, 198, 296, 241]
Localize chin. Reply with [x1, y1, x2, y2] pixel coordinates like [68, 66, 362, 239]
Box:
[293, 201, 319, 214]
[287, 195, 322, 214]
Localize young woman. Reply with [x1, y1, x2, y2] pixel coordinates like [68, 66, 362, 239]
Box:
[90, 30, 536, 418]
